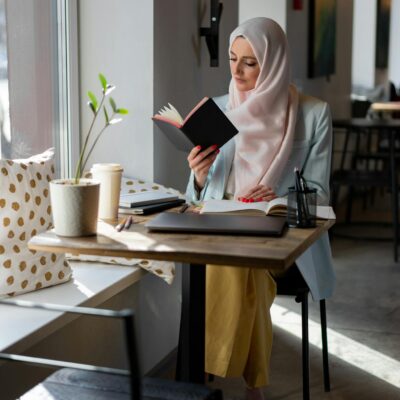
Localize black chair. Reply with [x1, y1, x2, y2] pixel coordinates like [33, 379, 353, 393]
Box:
[0, 299, 222, 400]
[274, 265, 330, 400]
[331, 121, 399, 261]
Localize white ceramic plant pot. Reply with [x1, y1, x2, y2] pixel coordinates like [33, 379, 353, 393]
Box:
[50, 179, 100, 237]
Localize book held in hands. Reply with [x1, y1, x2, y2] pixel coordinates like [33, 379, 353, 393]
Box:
[200, 199, 336, 220]
[152, 97, 238, 152]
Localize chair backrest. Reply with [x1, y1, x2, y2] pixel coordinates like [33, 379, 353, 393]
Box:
[0, 299, 140, 400]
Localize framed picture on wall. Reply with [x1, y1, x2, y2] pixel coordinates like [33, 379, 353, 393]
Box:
[375, 0, 391, 69]
[308, 0, 336, 78]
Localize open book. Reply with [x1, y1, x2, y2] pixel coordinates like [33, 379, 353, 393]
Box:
[152, 97, 238, 152]
[200, 199, 336, 220]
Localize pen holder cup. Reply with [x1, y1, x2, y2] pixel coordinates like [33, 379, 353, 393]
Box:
[287, 186, 317, 228]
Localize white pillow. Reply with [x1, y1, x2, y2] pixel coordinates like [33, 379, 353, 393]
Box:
[0, 148, 72, 296]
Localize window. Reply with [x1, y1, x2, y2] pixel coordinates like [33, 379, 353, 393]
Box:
[0, 0, 10, 159]
[0, 0, 79, 179]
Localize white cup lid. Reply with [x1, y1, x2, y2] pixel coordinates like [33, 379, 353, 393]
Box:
[91, 163, 123, 172]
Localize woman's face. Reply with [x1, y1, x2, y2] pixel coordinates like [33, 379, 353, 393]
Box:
[229, 37, 260, 92]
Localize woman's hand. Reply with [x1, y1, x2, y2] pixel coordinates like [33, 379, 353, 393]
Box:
[187, 145, 219, 190]
[238, 184, 277, 202]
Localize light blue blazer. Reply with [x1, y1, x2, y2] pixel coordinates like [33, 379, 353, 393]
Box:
[186, 93, 335, 301]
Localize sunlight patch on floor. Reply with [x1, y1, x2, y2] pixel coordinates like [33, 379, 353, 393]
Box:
[271, 303, 400, 388]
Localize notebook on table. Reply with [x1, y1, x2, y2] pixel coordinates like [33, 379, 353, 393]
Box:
[145, 212, 287, 237]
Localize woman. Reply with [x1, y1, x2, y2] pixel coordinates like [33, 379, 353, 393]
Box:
[186, 17, 335, 400]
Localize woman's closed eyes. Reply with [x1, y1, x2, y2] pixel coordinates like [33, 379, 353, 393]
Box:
[229, 58, 258, 67]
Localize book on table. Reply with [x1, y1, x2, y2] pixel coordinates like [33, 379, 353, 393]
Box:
[200, 198, 336, 220]
[152, 97, 238, 152]
[118, 198, 185, 215]
[119, 191, 180, 208]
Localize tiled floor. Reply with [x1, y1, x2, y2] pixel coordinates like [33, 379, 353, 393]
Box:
[209, 195, 400, 399]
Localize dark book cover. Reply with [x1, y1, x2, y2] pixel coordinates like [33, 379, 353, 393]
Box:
[119, 198, 185, 215]
[153, 98, 238, 152]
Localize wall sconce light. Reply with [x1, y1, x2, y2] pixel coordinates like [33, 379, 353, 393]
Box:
[200, 0, 223, 67]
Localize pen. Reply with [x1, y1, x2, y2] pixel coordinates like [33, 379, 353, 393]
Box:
[116, 216, 134, 232]
[179, 203, 190, 213]
[124, 216, 134, 229]
[294, 167, 305, 224]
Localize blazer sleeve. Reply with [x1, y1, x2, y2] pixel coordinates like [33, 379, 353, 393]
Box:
[185, 167, 214, 204]
[302, 102, 332, 206]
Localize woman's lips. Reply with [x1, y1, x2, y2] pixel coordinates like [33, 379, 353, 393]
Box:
[235, 77, 246, 83]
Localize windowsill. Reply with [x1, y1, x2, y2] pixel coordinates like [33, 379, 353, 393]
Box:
[0, 261, 146, 354]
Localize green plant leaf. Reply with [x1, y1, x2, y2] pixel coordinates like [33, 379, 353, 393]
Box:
[88, 101, 96, 114]
[116, 108, 129, 114]
[105, 84, 115, 96]
[109, 118, 122, 125]
[103, 106, 109, 124]
[99, 73, 107, 91]
[87, 91, 98, 111]
[109, 97, 117, 112]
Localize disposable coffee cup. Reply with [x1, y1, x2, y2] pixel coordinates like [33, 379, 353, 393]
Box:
[90, 163, 123, 220]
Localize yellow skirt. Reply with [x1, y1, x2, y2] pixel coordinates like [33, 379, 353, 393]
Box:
[206, 265, 276, 388]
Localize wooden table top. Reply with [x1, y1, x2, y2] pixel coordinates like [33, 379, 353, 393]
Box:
[371, 102, 400, 112]
[29, 213, 335, 271]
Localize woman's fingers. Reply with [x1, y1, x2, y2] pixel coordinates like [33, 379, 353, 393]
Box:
[239, 185, 276, 202]
[193, 151, 218, 173]
[243, 186, 270, 198]
[188, 145, 219, 170]
[187, 145, 203, 164]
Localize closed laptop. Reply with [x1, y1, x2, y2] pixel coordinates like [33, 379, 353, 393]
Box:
[145, 212, 287, 236]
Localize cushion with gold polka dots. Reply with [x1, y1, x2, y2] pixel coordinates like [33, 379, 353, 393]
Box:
[67, 176, 183, 285]
[0, 148, 72, 296]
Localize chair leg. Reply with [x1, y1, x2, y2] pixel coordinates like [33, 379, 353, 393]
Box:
[320, 300, 331, 392]
[299, 292, 310, 400]
[345, 186, 354, 223]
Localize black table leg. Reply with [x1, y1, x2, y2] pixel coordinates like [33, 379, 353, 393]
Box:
[176, 263, 206, 383]
[390, 130, 399, 262]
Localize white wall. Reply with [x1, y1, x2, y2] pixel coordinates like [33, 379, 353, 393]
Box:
[352, 0, 377, 89]
[239, 0, 286, 28]
[388, 0, 400, 87]
[79, 0, 154, 181]
[153, 0, 238, 191]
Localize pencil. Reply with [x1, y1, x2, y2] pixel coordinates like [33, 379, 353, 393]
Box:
[179, 203, 190, 213]
[115, 218, 127, 232]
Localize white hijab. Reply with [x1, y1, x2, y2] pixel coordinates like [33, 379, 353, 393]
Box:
[226, 17, 299, 197]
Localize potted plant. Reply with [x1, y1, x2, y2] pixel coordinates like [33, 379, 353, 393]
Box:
[50, 73, 128, 236]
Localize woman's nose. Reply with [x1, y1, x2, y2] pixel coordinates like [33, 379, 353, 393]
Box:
[234, 62, 242, 75]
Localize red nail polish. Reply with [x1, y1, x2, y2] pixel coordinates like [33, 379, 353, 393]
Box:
[216, 149, 220, 154]
[255, 197, 263, 202]
[249, 198, 254, 203]
[197, 145, 202, 150]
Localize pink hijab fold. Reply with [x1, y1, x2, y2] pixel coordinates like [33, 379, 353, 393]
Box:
[226, 17, 299, 197]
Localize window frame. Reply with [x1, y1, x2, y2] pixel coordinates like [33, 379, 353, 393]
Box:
[56, 0, 80, 179]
